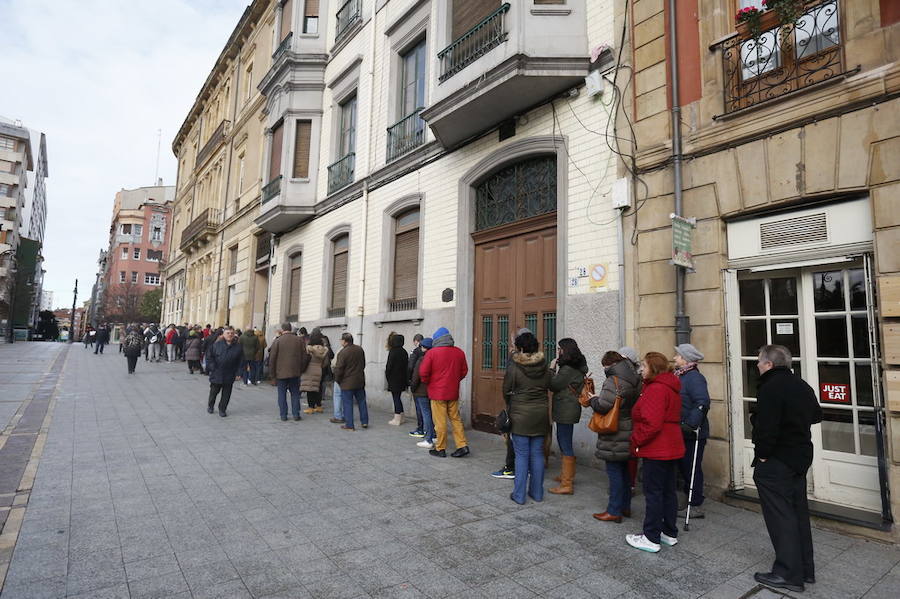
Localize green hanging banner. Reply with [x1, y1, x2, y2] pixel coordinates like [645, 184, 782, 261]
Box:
[671, 214, 697, 270]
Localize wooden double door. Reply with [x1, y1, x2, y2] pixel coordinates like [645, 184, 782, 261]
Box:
[471, 214, 557, 433]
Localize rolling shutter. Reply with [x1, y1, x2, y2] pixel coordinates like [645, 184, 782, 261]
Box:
[393, 228, 419, 300]
[269, 121, 284, 182]
[288, 263, 301, 318]
[452, 0, 500, 40]
[304, 0, 318, 18]
[331, 251, 348, 311]
[292, 120, 311, 179]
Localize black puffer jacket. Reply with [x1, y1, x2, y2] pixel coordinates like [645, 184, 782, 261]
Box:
[590, 359, 642, 462]
[385, 334, 408, 392]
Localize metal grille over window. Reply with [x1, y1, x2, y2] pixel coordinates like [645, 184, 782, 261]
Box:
[759, 213, 827, 250]
[482, 316, 493, 369]
[524, 313, 537, 336]
[497, 314, 509, 369]
[475, 155, 556, 231]
[542, 312, 557, 357]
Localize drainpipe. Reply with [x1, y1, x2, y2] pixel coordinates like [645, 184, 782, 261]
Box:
[668, 0, 691, 344]
[617, 207, 626, 347]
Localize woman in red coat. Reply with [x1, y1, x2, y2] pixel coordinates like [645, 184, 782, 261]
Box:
[626, 352, 685, 553]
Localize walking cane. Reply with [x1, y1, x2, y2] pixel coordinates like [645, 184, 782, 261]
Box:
[684, 427, 701, 531]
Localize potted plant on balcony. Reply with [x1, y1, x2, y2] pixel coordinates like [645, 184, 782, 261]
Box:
[763, 0, 805, 29]
[735, 5, 764, 39]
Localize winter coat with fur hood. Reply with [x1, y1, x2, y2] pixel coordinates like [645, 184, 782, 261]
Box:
[503, 351, 551, 437]
[300, 344, 330, 392]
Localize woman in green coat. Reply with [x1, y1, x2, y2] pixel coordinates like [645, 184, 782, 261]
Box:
[548, 338, 587, 494]
[504, 331, 551, 505]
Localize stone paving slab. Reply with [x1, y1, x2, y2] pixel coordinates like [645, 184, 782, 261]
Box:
[0, 343, 898, 598]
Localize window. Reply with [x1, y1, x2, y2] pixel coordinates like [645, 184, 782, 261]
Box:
[245, 63, 254, 101]
[400, 39, 427, 117]
[292, 120, 311, 178]
[338, 95, 357, 158]
[144, 273, 161, 285]
[328, 96, 356, 192]
[0, 159, 15, 173]
[133, 224, 143, 238]
[151, 226, 162, 242]
[0, 136, 15, 151]
[133, 248, 141, 260]
[131, 271, 138, 283]
[330, 234, 349, 317]
[0, 184, 13, 197]
[147, 250, 162, 262]
[287, 253, 302, 320]
[121, 247, 128, 260]
[475, 155, 557, 231]
[390, 208, 419, 311]
[237, 153, 246, 191]
[303, 0, 318, 33]
[119, 271, 126, 283]
[269, 121, 284, 183]
[229, 246, 238, 275]
[121, 223, 132, 234]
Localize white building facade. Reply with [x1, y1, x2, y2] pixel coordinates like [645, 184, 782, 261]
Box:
[258, 0, 625, 448]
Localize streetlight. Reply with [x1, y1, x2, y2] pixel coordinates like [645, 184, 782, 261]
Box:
[69, 279, 78, 343]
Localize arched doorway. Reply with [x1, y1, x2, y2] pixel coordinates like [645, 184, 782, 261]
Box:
[471, 154, 558, 433]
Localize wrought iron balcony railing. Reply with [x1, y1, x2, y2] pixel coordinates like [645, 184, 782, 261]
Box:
[437, 3, 510, 83]
[261, 175, 282, 204]
[388, 297, 417, 312]
[716, 0, 843, 115]
[255, 233, 271, 266]
[386, 109, 426, 162]
[196, 120, 230, 167]
[273, 31, 293, 60]
[327, 153, 355, 194]
[335, 0, 361, 43]
[327, 307, 346, 318]
[179, 208, 219, 250]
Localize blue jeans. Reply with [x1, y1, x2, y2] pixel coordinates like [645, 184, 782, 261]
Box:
[333, 382, 343, 419]
[251, 360, 264, 383]
[241, 359, 253, 384]
[605, 460, 632, 516]
[277, 377, 301, 418]
[555, 423, 574, 457]
[413, 396, 434, 442]
[341, 388, 368, 429]
[642, 458, 679, 544]
[511, 434, 545, 503]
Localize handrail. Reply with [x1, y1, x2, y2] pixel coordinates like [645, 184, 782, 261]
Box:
[386, 109, 426, 162]
[327, 152, 355, 193]
[196, 120, 230, 167]
[261, 175, 283, 204]
[335, 0, 361, 42]
[437, 3, 510, 83]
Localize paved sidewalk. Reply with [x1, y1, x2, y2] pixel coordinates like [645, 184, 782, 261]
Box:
[0, 342, 898, 598]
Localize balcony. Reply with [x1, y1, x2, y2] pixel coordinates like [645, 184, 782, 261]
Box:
[716, 0, 844, 116]
[327, 153, 355, 194]
[386, 109, 426, 162]
[327, 307, 346, 318]
[421, 1, 590, 148]
[261, 175, 282, 204]
[255, 233, 271, 267]
[335, 0, 361, 44]
[196, 120, 230, 168]
[388, 297, 417, 312]
[272, 31, 293, 61]
[179, 208, 219, 252]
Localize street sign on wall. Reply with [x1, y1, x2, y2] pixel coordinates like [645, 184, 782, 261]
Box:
[671, 214, 697, 269]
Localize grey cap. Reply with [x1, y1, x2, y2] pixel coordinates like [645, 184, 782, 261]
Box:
[675, 343, 704, 362]
[618, 346, 640, 366]
[516, 327, 533, 337]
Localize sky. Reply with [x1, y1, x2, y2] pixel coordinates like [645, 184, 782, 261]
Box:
[0, 0, 250, 309]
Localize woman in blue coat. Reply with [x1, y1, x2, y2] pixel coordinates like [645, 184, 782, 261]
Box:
[673, 343, 710, 518]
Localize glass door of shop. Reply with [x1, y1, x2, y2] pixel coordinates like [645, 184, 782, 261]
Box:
[730, 259, 881, 512]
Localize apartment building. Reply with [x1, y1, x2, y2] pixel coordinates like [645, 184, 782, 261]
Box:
[101, 185, 174, 325]
[623, 0, 900, 537]
[163, 1, 276, 329]
[252, 0, 623, 444]
[0, 119, 33, 339]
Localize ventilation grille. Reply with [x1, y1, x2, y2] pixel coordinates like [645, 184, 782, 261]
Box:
[759, 213, 828, 250]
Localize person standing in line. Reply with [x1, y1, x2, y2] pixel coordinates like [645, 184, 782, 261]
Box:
[332, 333, 368, 430]
[673, 343, 710, 519]
[407, 334, 426, 437]
[619, 345, 643, 497]
[94, 324, 110, 354]
[184, 330, 203, 374]
[268, 322, 310, 421]
[504, 330, 551, 504]
[122, 324, 144, 374]
[239, 327, 260, 386]
[752, 345, 822, 593]
[419, 327, 470, 458]
[253, 328, 267, 384]
[591, 350, 641, 522]
[205, 326, 244, 417]
[301, 330, 330, 414]
[409, 337, 434, 448]
[626, 352, 685, 553]
[165, 324, 177, 362]
[547, 338, 588, 495]
[385, 332, 409, 426]
[202, 324, 212, 338]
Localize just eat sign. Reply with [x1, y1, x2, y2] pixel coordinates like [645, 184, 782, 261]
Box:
[820, 383, 850, 404]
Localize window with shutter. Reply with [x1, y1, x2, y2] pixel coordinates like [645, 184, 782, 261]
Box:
[280, 0, 293, 39]
[287, 254, 301, 320]
[330, 235, 349, 316]
[303, 0, 319, 33]
[292, 120, 311, 178]
[391, 209, 419, 311]
[269, 122, 284, 182]
[452, 0, 500, 40]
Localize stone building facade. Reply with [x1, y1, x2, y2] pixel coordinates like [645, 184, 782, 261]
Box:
[622, 0, 900, 538]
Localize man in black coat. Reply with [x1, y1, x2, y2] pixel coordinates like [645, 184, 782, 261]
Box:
[751, 344, 823, 593]
[206, 327, 244, 417]
[94, 324, 110, 354]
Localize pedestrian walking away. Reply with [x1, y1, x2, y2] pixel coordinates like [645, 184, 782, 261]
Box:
[332, 333, 368, 430]
[239, 326, 260, 385]
[184, 330, 203, 374]
[626, 352, 685, 554]
[268, 322, 309, 421]
[301, 330, 330, 414]
[385, 331, 409, 426]
[205, 326, 244, 417]
[253, 327, 267, 384]
[751, 344, 822, 593]
[94, 324, 110, 354]
[419, 327, 469, 458]
[674, 343, 710, 520]
[547, 338, 588, 495]
[121, 325, 144, 374]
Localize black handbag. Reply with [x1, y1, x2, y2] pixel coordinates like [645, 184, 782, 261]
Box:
[496, 409, 511, 434]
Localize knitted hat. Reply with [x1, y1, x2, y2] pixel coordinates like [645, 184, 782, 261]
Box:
[675, 343, 704, 362]
[421, 337, 434, 348]
[618, 346, 640, 366]
[432, 327, 450, 340]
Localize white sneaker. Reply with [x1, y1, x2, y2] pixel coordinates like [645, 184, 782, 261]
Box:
[626, 534, 660, 553]
[416, 440, 434, 449]
[660, 533, 678, 547]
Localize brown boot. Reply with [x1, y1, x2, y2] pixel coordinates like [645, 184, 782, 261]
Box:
[549, 456, 576, 495]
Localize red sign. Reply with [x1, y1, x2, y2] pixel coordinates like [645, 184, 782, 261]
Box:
[820, 383, 850, 404]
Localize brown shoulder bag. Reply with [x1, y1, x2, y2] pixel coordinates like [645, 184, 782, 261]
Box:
[588, 376, 621, 434]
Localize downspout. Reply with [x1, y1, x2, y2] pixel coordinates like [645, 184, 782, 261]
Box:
[215, 59, 243, 323]
[668, 0, 691, 344]
[617, 207, 626, 347]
